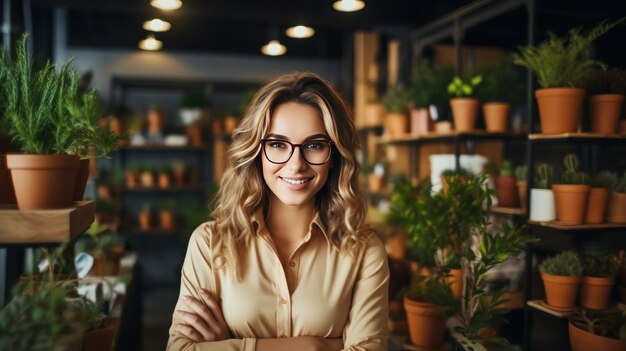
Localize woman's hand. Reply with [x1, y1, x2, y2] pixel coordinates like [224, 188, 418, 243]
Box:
[173, 288, 230, 342]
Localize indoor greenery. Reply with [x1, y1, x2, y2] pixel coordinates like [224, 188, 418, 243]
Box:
[515, 165, 528, 182]
[500, 160, 514, 177]
[512, 17, 625, 88]
[475, 56, 523, 105]
[447, 75, 482, 98]
[581, 242, 617, 278]
[539, 251, 583, 276]
[441, 168, 471, 178]
[75, 219, 122, 257]
[409, 59, 455, 108]
[534, 163, 554, 189]
[560, 154, 590, 184]
[569, 309, 626, 340]
[585, 68, 626, 95]
[381, 83, 409, 113]
[591, 171, 617, 188]
[612, 172, 626, 193]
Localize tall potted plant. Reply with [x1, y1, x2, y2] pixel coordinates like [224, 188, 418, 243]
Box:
[0, 34, 97, 210]
[513, 18, 625, 134]
[579, 243, 617, 310]
[448, 75, 482, 132]
[495, 160, 519, 207]
[530, 163, 556, 221]
[585, 68, 626, 135]
[540, 251, 583, 310]
[552, 154, 591, 224]
[476, 56, 523, 132]
[408, 59, 454, 135]
[382, 83, 409, 138]
[586, 171, 615, 224]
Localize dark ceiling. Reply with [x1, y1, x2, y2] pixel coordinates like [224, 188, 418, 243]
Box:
[29, 0, 626, 63]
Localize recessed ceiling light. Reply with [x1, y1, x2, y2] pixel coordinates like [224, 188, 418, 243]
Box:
[333, 0, 365, 12]
[150, 0, 182, 11]
[139, 34, 163, 51]
[286, 25, 315, 39]
[143, 19, 171, 32]
[261, 40, 287, 56]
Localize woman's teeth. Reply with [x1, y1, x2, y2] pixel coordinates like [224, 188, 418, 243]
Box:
[282, 177, 310, 185]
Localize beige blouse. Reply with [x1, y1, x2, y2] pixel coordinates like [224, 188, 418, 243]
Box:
[167, 214, 389, 351]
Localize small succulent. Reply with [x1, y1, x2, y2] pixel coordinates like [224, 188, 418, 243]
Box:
[560, 154, 589, 185]
[500, 160, 514, 177]
[447, 75, 483, 98]
[534, 163, 554, 189]
[515, 165, 528, 181]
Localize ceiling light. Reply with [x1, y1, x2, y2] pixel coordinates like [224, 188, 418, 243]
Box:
[143, 19, 171, 32]
[261, 40, 287, 56]
[333, 0, 365, 12]
[150, 0, 182, 11]
[286, 25, 315, 39]
[138, 34, 163, 51]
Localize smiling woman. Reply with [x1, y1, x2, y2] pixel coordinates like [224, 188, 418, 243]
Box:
[167, 72, 389, 351]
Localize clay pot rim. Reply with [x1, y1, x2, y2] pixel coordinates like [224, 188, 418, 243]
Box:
[6, 154, 80, 169]
[589, 94, 625, 102]
[483, 102, 510, 107]
[581, 275, 615, 285]
[450, 97, 479, 103]
[535, 87, 586, 97]
[569, 321, 626, 345]
[541, 272, 582, 283]
[552, 184, 591, 192]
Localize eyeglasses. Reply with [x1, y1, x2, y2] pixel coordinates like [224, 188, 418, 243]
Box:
[260, 139, 333, 165]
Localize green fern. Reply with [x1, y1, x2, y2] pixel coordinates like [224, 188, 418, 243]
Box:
[513, 18, 625, 88]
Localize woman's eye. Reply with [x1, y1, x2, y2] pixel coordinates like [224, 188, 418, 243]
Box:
[304, 142, 324, 150]
[269, 141, 288, 148]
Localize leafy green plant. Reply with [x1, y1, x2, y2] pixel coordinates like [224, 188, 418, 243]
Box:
[381, 84, 409, 113]
[441, 168, 471, 178]
[581, 242, 617, 278]
[539, 251, 583, 276]
[569, 309, 626, 339]
[71, 298, 106, 331]
[475, 56, 524, 105]
[447, 75, 483, 98]
[515, 165, 528, 182]
[612, 171, 626, 193]
[591, 171, 617, 188]
[409, 59, 455, 107]
[534, 163, 554, 189]
[585, 68, 626, 95]
[560, 154, 590, 184]
[500, 160, 514, 177]
[513, 18, 626, 88]
[76, 218, 122, 256]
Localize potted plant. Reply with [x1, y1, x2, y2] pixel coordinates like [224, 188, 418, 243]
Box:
[476, 56, 523, 133]
[539, 251, 583, 310]
[552, 154, 591, 224]
[408, 59, 454, 135]
[568, 309, 626, 351]
[139, 203, 152, 232]
[171, 161, 186, 187]
[139, 164, 154, 188]
[125, 164, 140, 189]
[178, 90, 208, 127]
[440, 168, 470, 194]
[146, 105, 164, 137]
[530, 163, 556, 222]
[0, 34, 82, 210]
[382, 83, 409, 138]
[76, 219, 124, 276]
[586, 171, 616, 224]
[513, 18, 625, 134]
[72, 297, 117, 351]
[363, 162, 385, 193]
[495, 160, 519, 207]
[364, 98, 385, 127]
[94, 197, 118, 229]
[607, 171, 626, 223]
[579, 242, 617, 310]
[515, 165, 528, 210]
[585, 68, 626, 135]
[158, 164, 171, 189]
[447, 75, 482, 132]
[160, 199, 176, 231]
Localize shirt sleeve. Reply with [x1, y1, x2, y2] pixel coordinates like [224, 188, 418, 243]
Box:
[341, 237, 390, 351]
[166, 223, 257, 351]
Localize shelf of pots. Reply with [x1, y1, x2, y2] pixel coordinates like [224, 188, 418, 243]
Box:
[381, 83, 410, 139]
[513, 17, 625, 135]
[0, 34, 119, 214]
[388, 174, 534, 350]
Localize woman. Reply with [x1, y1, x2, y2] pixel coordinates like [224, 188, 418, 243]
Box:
[167, 72, 389, 351]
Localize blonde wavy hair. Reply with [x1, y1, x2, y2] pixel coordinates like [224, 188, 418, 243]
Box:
[210, 72, 372, 276]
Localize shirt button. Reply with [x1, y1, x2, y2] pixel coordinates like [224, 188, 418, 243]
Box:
[289, 261, 296, 267]
[280, 298, 287, 304]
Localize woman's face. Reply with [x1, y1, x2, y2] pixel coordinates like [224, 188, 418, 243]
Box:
[261, 102, 332, 209]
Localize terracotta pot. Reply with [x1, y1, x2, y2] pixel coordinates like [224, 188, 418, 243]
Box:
[552, 184, 591, 225]
[585, 187, 609, 224]
[607, 192, 626, 223]
[580, 276, 614, 310]
[368, 174, 384, 193]
[147, 109, 164, 133]
[6, 154, 79, 210]
[139, 211, 151, 232]
[530, 188, 556, 222]
[387, 232, 406, 261]
[91, 248, 123, 276]
[212, 120, 223, 136]
[385, 112, 408, 138]
[364, 103, 385, 127]
[173, 170, 185, 187]
[483, 102, 510, 132]
[589, 94, 624, 135]
[83, 319, 117, 351]
[541, 272, 580, 309]
[125, 171, 138, 189]
[517, 180, 528, 211]
[72, 159, 90, 201]
[450, 98, 479, 132]
[224, 116, 239, 135]
[158, 173, 170, 189]
[160, 210, 175, 231]
[404, 296, 446, 349]
[569, 322, 626, 351]
[495, 176, 520, 207]
[535, 88, 586, 134]
[186, 125, 203, 147]
[0, 154, 16, 204]
[448, 268, 463, 298]
[410, 107, 432, 135]
[140, 171, 154, 188]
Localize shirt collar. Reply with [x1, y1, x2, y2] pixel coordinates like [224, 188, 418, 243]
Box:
[252, 210, 330, 243]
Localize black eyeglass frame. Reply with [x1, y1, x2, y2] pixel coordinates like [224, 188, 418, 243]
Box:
[259, 138, 334, 165]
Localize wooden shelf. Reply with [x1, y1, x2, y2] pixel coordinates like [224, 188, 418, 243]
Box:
[491, 206, 527, 216]
[0, 201, 95, 245]
[527, 300, 575, 318]
[528, 133, 626, 140]
[379, 131, 526, 145]
[528, 220, 626, 231]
